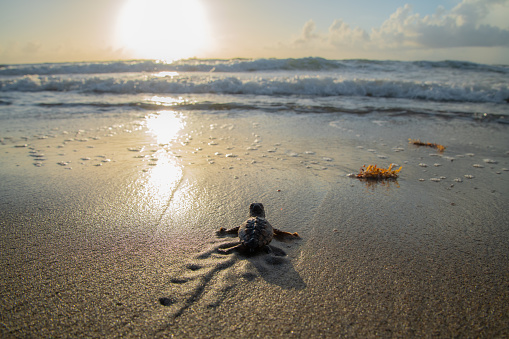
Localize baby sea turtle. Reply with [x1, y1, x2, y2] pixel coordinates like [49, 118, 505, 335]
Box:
[217, 202, 299, 254]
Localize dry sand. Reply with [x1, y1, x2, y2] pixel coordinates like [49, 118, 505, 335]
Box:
[1, 112, 509, 337]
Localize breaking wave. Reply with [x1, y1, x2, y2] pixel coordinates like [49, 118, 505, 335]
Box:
[1, 74, 507, 104]
[1, 57, 508, 76]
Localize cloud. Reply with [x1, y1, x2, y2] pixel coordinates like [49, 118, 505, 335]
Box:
[291, 0, 509, 51]
[294, 20, 320, 45]
[371, 0, 509, 48]
[328, 19, 370, 47]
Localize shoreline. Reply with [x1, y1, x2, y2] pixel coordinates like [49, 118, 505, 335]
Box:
[1, 112, 509, 337]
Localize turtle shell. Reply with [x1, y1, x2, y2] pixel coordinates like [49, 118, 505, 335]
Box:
[238, 216, 274, 250]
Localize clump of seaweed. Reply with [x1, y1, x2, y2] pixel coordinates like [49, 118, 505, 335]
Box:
[356, 164, 402, 180]
[409, 139, 446, 152]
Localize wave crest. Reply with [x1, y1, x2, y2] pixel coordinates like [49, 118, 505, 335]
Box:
[1, 57, 507, 76]
[1, 74, 507, 104]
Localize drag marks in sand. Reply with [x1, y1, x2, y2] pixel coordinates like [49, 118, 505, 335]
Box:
[158, 240, 305, 319]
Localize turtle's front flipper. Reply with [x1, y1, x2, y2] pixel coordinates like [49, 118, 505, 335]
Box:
[217, 226, 240, 235]
[273, 228, 300, 238]
[218, 243, 243, 254]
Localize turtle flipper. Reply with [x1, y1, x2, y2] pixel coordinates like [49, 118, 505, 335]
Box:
[273, 228, 300, 238]
[218, 243, 243, 254]
[217, 226, 240, 235]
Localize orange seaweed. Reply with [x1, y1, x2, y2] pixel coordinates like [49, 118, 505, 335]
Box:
[356, 164, 402, 180]
[409, 139, 446, 152]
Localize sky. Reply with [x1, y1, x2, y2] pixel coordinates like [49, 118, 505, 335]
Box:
[0, 0, 508, 65]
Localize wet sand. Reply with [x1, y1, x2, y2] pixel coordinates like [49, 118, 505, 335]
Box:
[1, 112, 509, 337]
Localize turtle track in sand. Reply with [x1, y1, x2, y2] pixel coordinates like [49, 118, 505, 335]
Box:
[157, 240, 305, 319]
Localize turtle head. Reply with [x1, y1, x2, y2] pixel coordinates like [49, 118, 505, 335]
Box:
[249, 202, 265, 218]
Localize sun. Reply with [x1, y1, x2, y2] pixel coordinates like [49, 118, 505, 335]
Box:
[115, 0, 211, 61]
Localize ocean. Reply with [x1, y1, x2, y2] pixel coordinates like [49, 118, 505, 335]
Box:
[1, 58, 508, 141]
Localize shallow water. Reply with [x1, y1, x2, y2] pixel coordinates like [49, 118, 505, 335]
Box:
[1, 58, 508, 142]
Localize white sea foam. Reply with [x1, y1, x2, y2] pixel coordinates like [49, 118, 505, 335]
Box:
[1, 58, 508, 125]
[1, 58, 508, 76]
[1, 74, 506, 104]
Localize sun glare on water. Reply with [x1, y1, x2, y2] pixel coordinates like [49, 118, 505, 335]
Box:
[115, 0, 210, 61]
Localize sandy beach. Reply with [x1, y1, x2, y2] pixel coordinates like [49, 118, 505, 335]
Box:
[1, 111, 509, 337]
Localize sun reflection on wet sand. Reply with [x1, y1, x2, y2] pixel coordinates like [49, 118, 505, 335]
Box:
[145, 110, 185, 145]
[142, 153, 183, 204]
[140, 110, 187, 213]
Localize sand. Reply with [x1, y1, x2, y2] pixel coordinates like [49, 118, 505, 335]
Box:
[1, 112, 509, 337]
